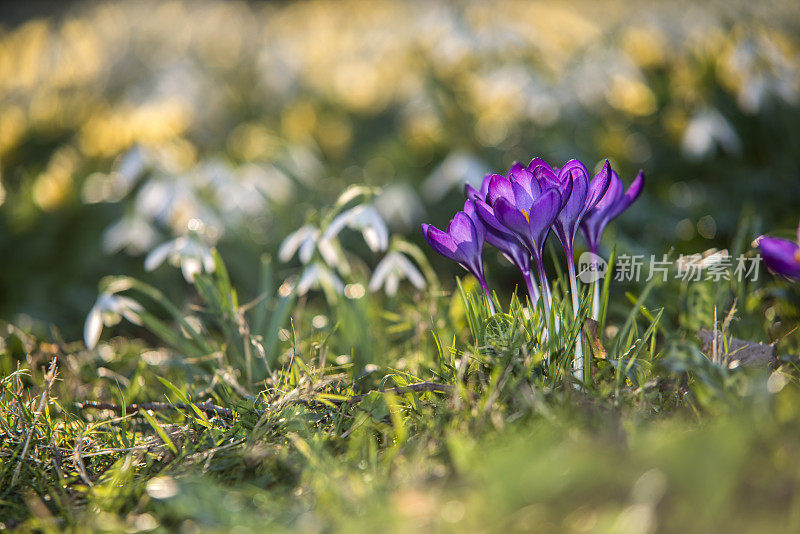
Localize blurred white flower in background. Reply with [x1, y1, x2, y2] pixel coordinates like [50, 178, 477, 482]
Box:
[279, 144, 326, 187]
[681, 109, 742, 160]
[279, 224, 321, 264]
[323, 205, 388, 253]
[368, 251, 426, 296]
[102, 215, 160, 255]
[82, 145, 151, 204]
[375, 183, 425, 230]
[84, 293, 144, 349]
[296, 263, 345, 296]
[421, 151, 489, 202]
[238, 163, 294, 204]
[144, 231, 216, 282]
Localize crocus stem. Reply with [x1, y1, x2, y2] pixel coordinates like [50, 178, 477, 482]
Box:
[533, 255, 552, 333]
[522, 269, 540, 306]
[592, 278, 601, 321]
[479, 278, 496, 315]
[565, 247, 585, 382]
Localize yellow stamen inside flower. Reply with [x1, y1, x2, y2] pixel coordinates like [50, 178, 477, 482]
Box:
[522, 209, 530, 222]
[795, 249, 800, 264]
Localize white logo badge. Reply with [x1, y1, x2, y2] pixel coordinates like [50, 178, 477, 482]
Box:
[578, 252, 608, 283]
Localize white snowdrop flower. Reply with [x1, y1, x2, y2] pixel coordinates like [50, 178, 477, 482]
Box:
[681, 109, 741, 160]
[279, 224, 320, 264]
[114, 145, 150, 187]
[295, 263, 345, 296]
[135, 176, 223, 237]
[84, 293, 144, 350]
[102, 215, 160, 255]
[241, 163, 294, 204]
[421, 151, 489, 202]
[374, 184, 425, 230]
[368, 251, 426, 296]
[316, 237, 348, 273]
[280, 144, 325, 187]
[82, 146, 151, 204]
[145, 235, 215, 282]
[323, 205, 388, 253]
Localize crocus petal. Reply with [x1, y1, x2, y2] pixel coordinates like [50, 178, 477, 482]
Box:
[449, 211, 483, 274]
[448, 211, 477, 250]
[486, 174, 514, 206]
[559, 167, 589, 224]
[463, 200, 485, 245]
[558, 159, 590, 185]
[606, 170, 645, 221]
[474, 197, 511, 235]
[527, 188, 562, 253]
[527, 157, 555, 175]
[759, 237, 800, 279]
[511, 180, 535, 212]
[592, 172, 624, 215]
[494, 198, 536, 251]
[585, 160, 612, 210]
[465, 183, 481, 201]
[422, 224, 463, 262]
[508, 164, 539, 199]
[530, 160, 558, 187]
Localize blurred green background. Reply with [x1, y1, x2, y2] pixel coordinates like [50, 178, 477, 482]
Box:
[1, 0, 799, 340]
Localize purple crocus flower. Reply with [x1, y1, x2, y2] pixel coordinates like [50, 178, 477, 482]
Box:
[422, 200, 495, 313]
[530, 158, 611, 381]
[466, 175, 540, 304]
[480, 163, 563, 329]
[579, 169, 644, 318]
[757, 220, 800, 280]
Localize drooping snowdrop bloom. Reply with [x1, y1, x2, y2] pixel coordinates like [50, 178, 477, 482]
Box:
[757, 220, 800, 281]
[295, 262, 345, 297]
[422, 200, 495, 313]
[369, 251, 426, 296]
[375, 183, 425, 230]
[421, 151, 489, 202]
[681, 108, 742, 160]
[84, 293, 144, 349]
[145, 234, 216, 282]
[580, 169, 644, 318]
[278, 224, 321, 264]
[278, 223, 347, 274]
[102, 215, 160, 255]
[323, 205, 389, 254]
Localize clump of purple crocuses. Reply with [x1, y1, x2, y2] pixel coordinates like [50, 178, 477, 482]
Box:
[422, 156, 643, 379]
